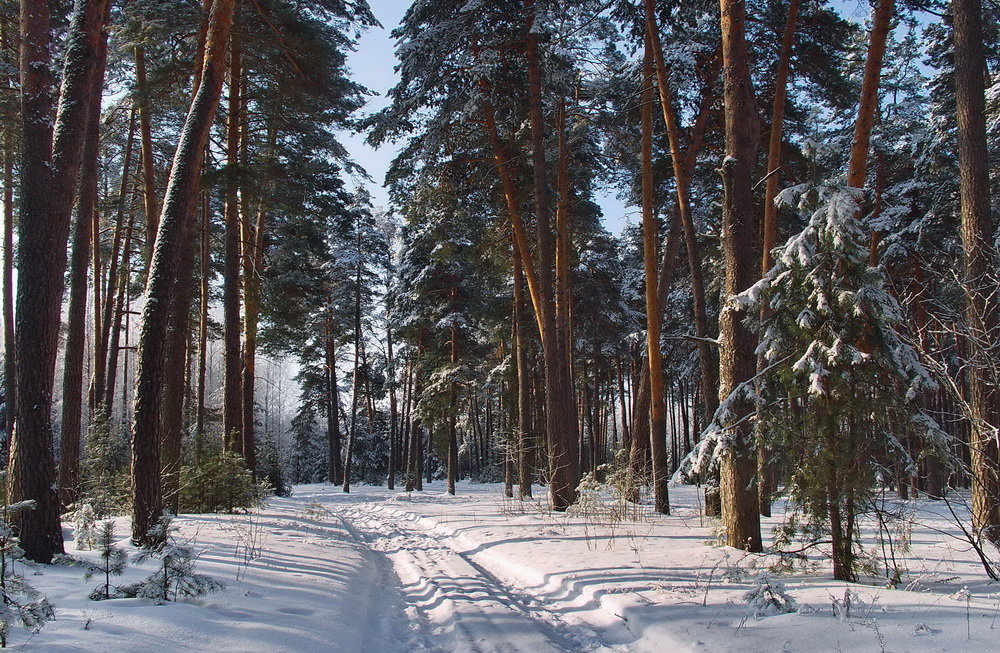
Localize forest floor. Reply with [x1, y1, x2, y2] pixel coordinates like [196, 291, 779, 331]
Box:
[13, 481, 1000, 651]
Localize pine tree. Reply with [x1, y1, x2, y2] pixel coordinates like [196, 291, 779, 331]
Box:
[732, 183, 947, 580]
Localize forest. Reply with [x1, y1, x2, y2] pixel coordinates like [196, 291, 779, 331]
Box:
[0, 0, 998, 649]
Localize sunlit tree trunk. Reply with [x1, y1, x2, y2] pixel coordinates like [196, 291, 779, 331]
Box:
[717, 0, 762, 553]
[93, 110, 136, 418]
[758, 0, 801, 518]
[134, 45, 159, 263]
[953, 0, 1000, 542]
[131, 0, 235, 545]
[640, 38, 669, 515]
[523, 0, 579, 509]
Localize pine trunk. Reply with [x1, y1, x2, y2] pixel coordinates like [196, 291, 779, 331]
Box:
[524, 0, 580, 510]
[514, 252, 533, 499]
[448, 286, 459, 496]
[758, 0, 801, 518]
[2, 122, 13, 459]
[93, 109, 136, 417]
[222, 33, 244, 455]
[718, 0, 762, 553]
[241, 204, 266, 474]
[644, 0, 718, 425]
[342, 250, 363, 494]
[11, 0, 109, 563]
[134, 45, 160, 262]
[953, 0, 1000, 541]
[326, 324, 343, 484]
[641, 38, 670, 515]
[195, 193, 210, 461]
[131, 0, 235, 545]
[846, 0, 895, 189]
[59, 23, 109, 506]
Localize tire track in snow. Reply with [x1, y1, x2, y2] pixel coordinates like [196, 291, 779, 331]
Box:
[335, 500, 594, 653]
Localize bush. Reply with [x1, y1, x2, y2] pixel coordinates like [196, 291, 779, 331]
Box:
[179, 450, 268, 514]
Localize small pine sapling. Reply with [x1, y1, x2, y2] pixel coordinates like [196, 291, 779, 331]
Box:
[125, 515, 223, 603]
[56, 520, 130, 601]
[0, 502, 55, 647]
[87, 521, 129, 600]
[71, 503, 98, 551]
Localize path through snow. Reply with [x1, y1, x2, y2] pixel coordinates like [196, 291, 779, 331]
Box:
[303, 486, 599, 652]
[14, 482, 999, 652]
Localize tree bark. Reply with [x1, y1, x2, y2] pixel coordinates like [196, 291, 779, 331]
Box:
[131, 0, 235, 545]
[326, 320, 343, 484]
[641, 37, 670, 515]
[134, 45, 159, 262]
[447, 285, 460, 496]
[241, 207, 266, 473]
[195, 192, 210, 461]
[846, 0, 895, 189]
[93, 110, 136, 417]
[644, 0, 719, 423]
[11, 0, 109, 563]
[2, 120, 13, 462]
[953, 0, 1000, 542]
[717, 0, 762, 553]
[59, 19, 110, 507]
[514, 250, 533, 498]
[222, 31, 243, 455]
[758, 0, 801, 518]
[387, 308, 398, 490]
[524, 0, 580, 510]
[104, 196, 138, 416]
[342, 237, 363, 494]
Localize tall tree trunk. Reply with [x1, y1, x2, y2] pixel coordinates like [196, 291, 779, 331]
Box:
[953, 0, 1000, 542]
[524, 0, 579, 510]
[11, 0, 109, 563]
[222, 31, 243, 455]
[326, 320, 343, 485]
[644, 0, 718, 423]
[555, 97, 573, 401]
[2, 105, 15, 461]
[386, 312, 398, 490]
[93, 110, 136, 417]
[342, 246, 363, 494]
[59, 21, 110, 507]
[134, 45, 159, 263]
[641, 37, 670, 515]
[514, 251, 533, 498]
[241, 207, 266, 473]
[447, 286, 459, 496]
[104, 198, 138, 415]
[131, 0, 235, 545]
[717, 0, 762, 553]
[195, 192, 210, 462]
[846, 0, 894, 189]
[758, 0, 801, 518]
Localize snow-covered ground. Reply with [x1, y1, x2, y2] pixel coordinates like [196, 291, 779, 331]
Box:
[12, 482, 999, 651]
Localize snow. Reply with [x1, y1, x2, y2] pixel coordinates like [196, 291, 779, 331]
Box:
[13, 483, 1000, 651]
